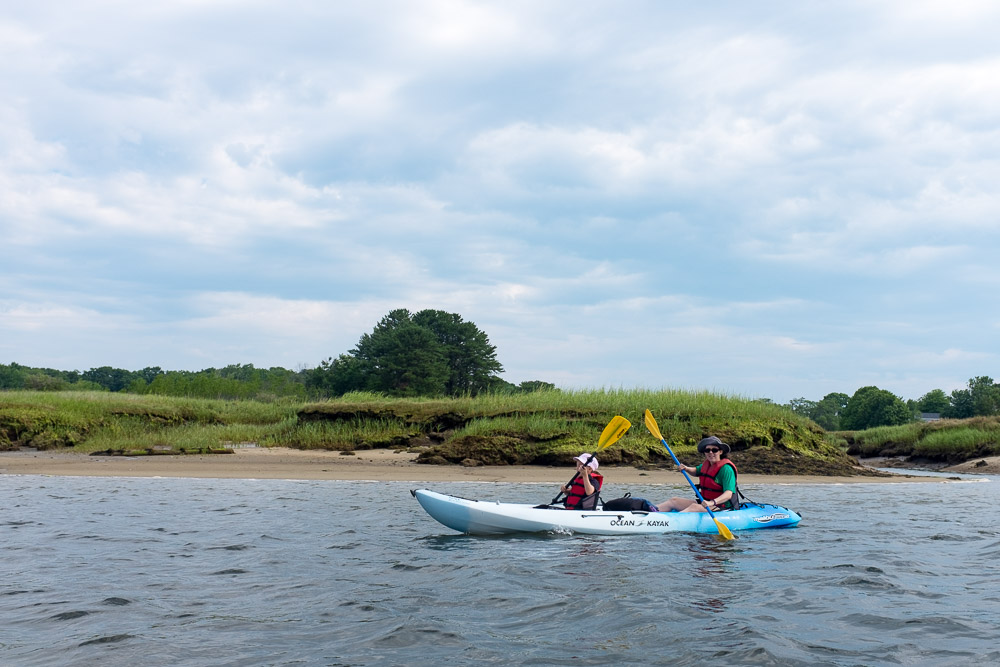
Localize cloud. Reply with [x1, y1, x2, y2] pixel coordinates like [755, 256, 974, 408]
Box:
[2, 2, 999, 403]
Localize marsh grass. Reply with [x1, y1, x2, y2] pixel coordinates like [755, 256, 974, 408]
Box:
[457, 415, 579, 440]
[9, 388, 991, 470]
[913, 428, 1000, 457]
[0, 391, 296, 452]
[843, 415, 1000, 460]
[1, 388, 825, 456]
[266, 417, 417, 450]
[309, 388, 791, 421]
[847, 424, 922, 456]
[82, 423, 225, 453]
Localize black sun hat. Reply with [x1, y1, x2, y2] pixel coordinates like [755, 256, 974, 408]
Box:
[697, 436, 731, 455]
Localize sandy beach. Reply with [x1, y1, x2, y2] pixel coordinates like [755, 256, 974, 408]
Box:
[2, 447, 994, 484]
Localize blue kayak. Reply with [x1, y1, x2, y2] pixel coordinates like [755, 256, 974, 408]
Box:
[412, 489, 802, 536]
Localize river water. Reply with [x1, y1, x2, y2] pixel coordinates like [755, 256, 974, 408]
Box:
[3, 474, 998, 666]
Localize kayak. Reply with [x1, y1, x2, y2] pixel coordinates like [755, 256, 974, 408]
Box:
[412, 489, 802, 536]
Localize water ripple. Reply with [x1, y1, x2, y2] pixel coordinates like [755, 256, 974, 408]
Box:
[1, 476, 998, 665]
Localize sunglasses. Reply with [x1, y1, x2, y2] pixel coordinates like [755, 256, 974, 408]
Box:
[704, 448, 721, 453]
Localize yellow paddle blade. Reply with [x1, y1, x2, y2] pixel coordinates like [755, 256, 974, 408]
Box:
[597, 415, 631, 450]
[714, 519, 736, 540]
[643, 409, 663, 441]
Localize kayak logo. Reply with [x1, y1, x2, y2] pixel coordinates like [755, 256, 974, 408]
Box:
[753, 513, 790, 523]
[609, 518, 636, 526]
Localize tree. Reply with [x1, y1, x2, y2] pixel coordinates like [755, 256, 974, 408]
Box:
[136, 366, 164, 385]
[517, 380, 556, 393]
[308, 354, 363, 396]
[411, 310, 504, 395]
[916, 389, 950, 415]
[840, 386, 912, 430]
[811, 392, 850, 431]
[787, 397, 818, 417]
[0, 363, 26, 389]
[312, 308, 506, 398]
[947, 376, 1000, 418]
[354, 312, 450, 396]
[81, 366, 135, 392]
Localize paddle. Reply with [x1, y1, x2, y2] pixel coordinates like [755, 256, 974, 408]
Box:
[550, 415, 632, 505]
[643, 409, 736, 540]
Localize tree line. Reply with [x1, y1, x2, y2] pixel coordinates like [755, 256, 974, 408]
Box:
[783, 376, 1000, 431]
[0, 309, 553, 400]
[4, 305, 996, 428]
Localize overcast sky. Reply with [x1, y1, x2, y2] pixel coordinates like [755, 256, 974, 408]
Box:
[2, 1, 998, 403]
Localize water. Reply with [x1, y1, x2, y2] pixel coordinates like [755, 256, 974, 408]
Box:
[3, 474, 998, 666]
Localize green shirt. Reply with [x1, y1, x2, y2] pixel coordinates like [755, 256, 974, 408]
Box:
[694, 462, 737, 507]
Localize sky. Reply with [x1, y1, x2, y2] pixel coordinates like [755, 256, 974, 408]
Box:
[2, 1, 999, 404]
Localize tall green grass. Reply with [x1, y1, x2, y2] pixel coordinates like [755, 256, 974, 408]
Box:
[0, 391, 297, 452]
[321, 388, 795, 422]
[266, 417, 417, 450]
[844, 416, 1000, 459]
[913, 428, 1000, 457]
[1, 387, 827, 459]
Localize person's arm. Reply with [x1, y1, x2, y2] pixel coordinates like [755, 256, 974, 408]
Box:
[581, 471, 595, 495]
[704, 467, 736, 508]
[704, 491, 733, 509]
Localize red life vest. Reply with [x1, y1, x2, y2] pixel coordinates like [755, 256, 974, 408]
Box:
[698, 459, 738, 509]
[565, 472, 603, 509]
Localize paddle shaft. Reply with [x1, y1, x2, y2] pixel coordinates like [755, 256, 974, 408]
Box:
[551, 454, 595, 504]
[549, 415, 630, 505]
[656, 437, 729, 521]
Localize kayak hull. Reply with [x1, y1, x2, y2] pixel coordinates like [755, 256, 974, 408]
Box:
[412, 489, 801, 536]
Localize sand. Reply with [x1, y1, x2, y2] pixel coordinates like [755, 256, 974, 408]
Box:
[2, 447, 991, 484]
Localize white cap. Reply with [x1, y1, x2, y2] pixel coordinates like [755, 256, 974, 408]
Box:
[573, 454, 598, 470]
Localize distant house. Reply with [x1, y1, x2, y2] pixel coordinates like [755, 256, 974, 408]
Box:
[920, 412, 941, 422]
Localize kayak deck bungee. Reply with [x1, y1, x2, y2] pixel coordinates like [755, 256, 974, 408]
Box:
[412, 489, 801, 536]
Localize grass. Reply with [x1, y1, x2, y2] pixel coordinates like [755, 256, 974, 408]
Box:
[913, 428, 1000, 457]
[841, 415, 1000, 461]
[266, 417, 418, 450]
[8, 387, 964, 475]
[0, 391, 296, 452]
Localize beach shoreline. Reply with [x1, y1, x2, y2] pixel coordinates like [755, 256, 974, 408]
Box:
[2, 447, 993, 484]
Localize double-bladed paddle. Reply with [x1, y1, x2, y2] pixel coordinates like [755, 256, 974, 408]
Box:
[550, 415, 632, 505]
[644, 409, 736, 540]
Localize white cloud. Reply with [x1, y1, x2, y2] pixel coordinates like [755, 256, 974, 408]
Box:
[3, 2, 1000, 402]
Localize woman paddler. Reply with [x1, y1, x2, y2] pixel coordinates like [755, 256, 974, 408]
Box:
[654, 436, 738, 512]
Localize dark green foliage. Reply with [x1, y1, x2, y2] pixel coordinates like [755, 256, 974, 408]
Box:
[946, 376, 1000, 419]
[81, 366, 135, 392]
[308, 354, 364, 397]
[787, 397, 817, 417]
[411, 310, 504, 395]
[811, 392, 850, 430]
[142, 366, 309, 400]
[311, 308, 505, 398]
[917, 388, 950, 414]
[0, 363, 27, 389]
[517, 380, 556, 393]
[357, 315, 450, 396]
[841, 386, 912, 430]
[1, 362, 310, 400]
[785, 392, 848, 430]
[1, 362, 84, 391]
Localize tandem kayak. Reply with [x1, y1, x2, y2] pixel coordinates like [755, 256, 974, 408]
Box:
[412, 489, 801, 536]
